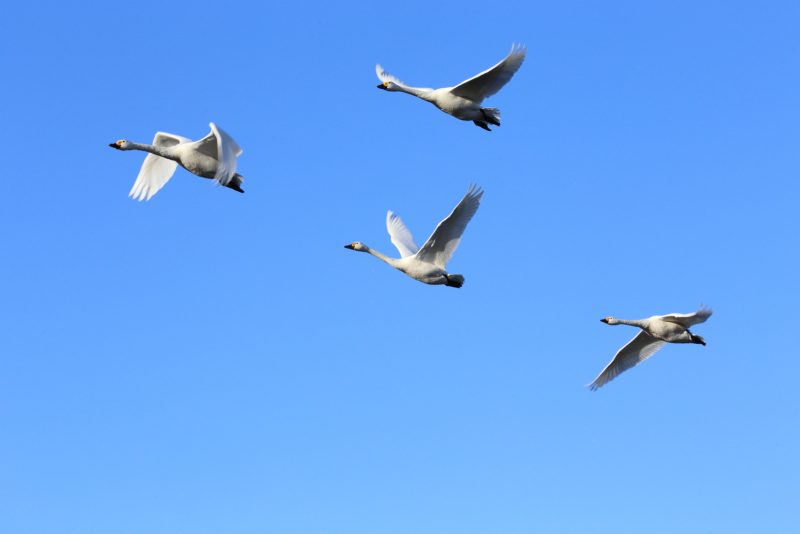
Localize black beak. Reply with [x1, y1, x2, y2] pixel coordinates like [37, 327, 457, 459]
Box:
[376, 84, 388, 90]
[344, 244, 355, 249]
[108, 143, 121, 150]
[600, 318, 609, 324]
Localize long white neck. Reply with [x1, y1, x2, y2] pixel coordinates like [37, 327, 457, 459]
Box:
[128, 141, 178, 160]
[615, 318, 647, 328]
[365, 246, 400, 268]
[395, 83, 435, 101]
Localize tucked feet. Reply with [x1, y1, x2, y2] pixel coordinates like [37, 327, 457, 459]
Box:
[689, 331, 706, 345]
[480, 108, 501, 126]
[444, 274, 465, 288]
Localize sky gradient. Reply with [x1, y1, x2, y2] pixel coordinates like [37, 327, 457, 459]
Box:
[1, 1, 798, 532]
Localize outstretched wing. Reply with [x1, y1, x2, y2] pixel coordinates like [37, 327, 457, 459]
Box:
[589, 331, 667, 390]
[661, 307, 713, 328]
[450, 44, 527, 103]
[386, 210, 419, 258]
[128, 132, 190, 201]
[415, 185, 483, 268]
[193, 122, 242, 187]
[375, 64, 406, 85]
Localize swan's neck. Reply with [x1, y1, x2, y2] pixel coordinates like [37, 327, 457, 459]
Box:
[616, 319, 647, 328]
[396, 83, 434, 101]
[365, 246, 400, 268]
[128, 141, 177, 160]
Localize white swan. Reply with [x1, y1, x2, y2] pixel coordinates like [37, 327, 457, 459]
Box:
[109, 122, 244, 201]
[589, 307, 713, 390]
[376, 44, 526, 131]
[345, 185, 484, 287]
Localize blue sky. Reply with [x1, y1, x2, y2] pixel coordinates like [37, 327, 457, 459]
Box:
[1, 1, 798, 532]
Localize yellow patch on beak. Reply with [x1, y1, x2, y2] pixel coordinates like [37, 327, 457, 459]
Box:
[383, 82, 389, 88]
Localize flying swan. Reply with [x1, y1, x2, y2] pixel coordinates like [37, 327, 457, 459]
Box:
[344, 185, 484, 287]
[109, 122, 244, 201]
[589, 307, 713, 390]
[376, 44, 526, 130]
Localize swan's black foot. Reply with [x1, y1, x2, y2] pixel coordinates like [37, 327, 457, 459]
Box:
[473, 120, 491, 131]
[444, 274, 465, 288]
[480, 108, 501, 126]
[226, 175, 245, 193]
[688, 330, 706, 345]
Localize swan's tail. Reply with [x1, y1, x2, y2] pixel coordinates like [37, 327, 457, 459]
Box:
[445, 274, 465, 288]
[226, 173, 245, 193]
[481, 108, 501, 126]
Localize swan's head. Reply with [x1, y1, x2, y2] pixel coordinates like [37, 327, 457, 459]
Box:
[109, 139, 130, 150]
[601, 317, 620, 325]
[344, 241, 368, 252]
[376, 81, 398, 91]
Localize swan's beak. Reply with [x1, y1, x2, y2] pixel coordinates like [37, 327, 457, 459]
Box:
[344, 244, 355, 250]
[108, 142, 122, 150]
[376, 83, 388, 90]
[600, 318, 609, 324]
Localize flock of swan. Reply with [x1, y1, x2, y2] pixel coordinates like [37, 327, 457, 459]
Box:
[108, 44, 712, 390]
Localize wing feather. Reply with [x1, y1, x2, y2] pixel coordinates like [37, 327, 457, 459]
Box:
[386, 211, 419, 258]
[415, 185, 483, 268]
[589, 331, 667, 390]
[375, 64, 406, 86]
[210, 123, 241, 186]
[661, 307, 713, 328]
[128, 132, 189, 201]
[450, 44, 527, 102]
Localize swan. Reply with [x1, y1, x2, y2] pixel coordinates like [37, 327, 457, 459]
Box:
[589, 307, 713, 390]
[376, 44, 526, 131]
[109, 122, 244, 201]
[344, 185, 484, 287]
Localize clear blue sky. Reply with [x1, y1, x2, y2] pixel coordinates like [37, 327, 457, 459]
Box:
[1, 1, 798, 532]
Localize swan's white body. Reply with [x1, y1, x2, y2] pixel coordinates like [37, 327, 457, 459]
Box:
[345, 185, 483, 287]
[376, 45, 526, 130]
[590, 307, 713, 390]
[109, 122, 244, 201]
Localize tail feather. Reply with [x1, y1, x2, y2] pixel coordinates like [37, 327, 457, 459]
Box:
[445, 274, 465, 288]
[481, 108, 501, 126]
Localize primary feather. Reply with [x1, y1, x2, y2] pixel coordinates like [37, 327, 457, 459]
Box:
[128, 132, 189, 201]
[415, 184, 484, 268]
[386, 211, 420, 258]
[589, 332, 667, 390]
[661, 307, 713, 328]
[450, 44, 527, 103]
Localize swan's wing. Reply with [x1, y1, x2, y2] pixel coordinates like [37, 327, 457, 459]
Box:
[128, 132, 189, 201]
[375, 64, 405, 85]
[449, 44, 527, 103]
[415, 185, 483, 268]
[210, 123, 242, 186]
[589, 331, 667, 390]
[386, 210, 419, 258]
[194, 123, 244, 159]
[193, 123, 242, 186]
[661, 307, 713, 328]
